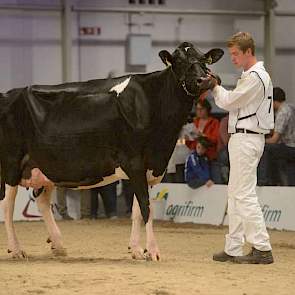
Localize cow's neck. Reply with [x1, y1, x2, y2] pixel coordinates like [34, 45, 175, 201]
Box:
[154, 67, 194, 132]
[143, 67, 194, 175]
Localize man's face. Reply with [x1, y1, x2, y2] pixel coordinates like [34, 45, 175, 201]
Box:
[228, 45, 252, 69]
[273, 100, 281, 111]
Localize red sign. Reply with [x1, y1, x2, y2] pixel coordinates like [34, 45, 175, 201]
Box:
[79, 27, 101, 36]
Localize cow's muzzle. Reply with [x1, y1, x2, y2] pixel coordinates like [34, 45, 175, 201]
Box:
[197, 76, 213, 90]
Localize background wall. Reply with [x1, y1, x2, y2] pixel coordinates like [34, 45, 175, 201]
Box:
[0, 0, 294, 103]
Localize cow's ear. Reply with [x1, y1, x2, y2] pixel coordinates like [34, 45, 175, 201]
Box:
[204, 48, 224, 64]
[159, 50, 173, 66]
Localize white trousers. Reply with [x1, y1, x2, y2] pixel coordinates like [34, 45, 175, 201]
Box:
[225, 133, 272, 256]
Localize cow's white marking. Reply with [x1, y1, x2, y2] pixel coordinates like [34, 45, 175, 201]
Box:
[184, 46, 190, 52]
[76, 168, 163, 189]
[109, 77, 131, 97]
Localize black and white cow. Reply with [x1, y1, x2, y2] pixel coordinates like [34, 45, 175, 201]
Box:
[0, 42, 223, 260]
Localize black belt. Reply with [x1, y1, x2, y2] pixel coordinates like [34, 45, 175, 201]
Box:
[234, 128, 263, 135]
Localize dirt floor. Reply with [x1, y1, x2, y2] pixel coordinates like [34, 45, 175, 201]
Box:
[0, 219, 295, 295]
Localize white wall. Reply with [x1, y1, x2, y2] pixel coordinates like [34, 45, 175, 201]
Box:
[275, 0, 295, 102]
[0, 0, 294, 103]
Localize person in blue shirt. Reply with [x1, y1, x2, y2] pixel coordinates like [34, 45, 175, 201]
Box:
[184, 136, 214, 189]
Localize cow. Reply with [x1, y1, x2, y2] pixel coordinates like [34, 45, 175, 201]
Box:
[0, 42, 223, 261]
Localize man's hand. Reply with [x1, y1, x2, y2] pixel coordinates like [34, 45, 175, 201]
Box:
[206, 180, 214, 187]
[209, 76, 218, 90]
[207, 71, 221, 89]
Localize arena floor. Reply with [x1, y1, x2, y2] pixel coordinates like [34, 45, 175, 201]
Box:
[0, 218, 294, 295]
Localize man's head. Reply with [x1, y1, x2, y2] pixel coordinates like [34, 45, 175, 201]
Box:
[273, 87, 286, 110]
[227, 32, 256, 70]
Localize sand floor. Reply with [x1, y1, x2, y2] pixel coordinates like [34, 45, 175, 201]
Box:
[0, 218, 295, 295]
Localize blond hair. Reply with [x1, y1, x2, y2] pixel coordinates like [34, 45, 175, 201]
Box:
[227, 32, 255, 55]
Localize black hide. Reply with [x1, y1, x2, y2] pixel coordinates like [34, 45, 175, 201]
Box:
[0, 42, 223, 223]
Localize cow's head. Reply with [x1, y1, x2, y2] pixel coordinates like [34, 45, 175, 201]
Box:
[159, 42, 224, 96]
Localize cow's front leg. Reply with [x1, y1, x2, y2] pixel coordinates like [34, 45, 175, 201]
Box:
[36, 186, 67, 256]
[129, 195, 145, 260]
[145, 201, 160, 261]
[129, 197, 160, 261]
[1, 185, 27, 259]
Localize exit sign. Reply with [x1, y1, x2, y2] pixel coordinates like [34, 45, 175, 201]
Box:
[79, 27, 101, 35]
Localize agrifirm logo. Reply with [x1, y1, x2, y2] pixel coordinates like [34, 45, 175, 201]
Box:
[152, 188, 168, 201]
[22, 193, 41, 219]
[166, 201, 204, 218]
[261, 204, 281, 222]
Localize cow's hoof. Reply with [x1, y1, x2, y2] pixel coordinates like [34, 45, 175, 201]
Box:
[144, 248, 160, 262]
[51, 247, 67, 257]
[8, 249, 28, 260]
[131, 247, 145, 260]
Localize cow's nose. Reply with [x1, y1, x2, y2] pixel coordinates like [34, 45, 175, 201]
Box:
[197, 77, 210, 84]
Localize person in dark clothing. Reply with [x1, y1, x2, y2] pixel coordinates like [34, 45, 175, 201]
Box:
[184, 136, 214, 189]
[90, 182, 118, 219]
[121, 180, 134, 216]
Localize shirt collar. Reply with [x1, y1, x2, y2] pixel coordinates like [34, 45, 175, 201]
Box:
[242, 61, 264, 77]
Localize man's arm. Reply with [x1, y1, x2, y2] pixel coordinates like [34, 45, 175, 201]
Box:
[210, 73, 263, 111]
[266, 132, 280, 144]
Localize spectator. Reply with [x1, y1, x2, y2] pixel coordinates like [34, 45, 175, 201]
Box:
[184, 136, 214, 189]
[185, 97, 219, 158]
[258, 87, 295, 186]
[90, 182, 118, 219]
[217, 114, 230, 183]
[56, 187, 74, 220]
[121, 180, 134, 216]
[185, 97, 222, 184]
[56, 188, 91, 220]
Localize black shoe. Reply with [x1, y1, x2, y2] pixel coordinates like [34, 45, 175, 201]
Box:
[213, 251, 234, 262]
[61, 213, 74, 220]
[233, 247, 274, 264]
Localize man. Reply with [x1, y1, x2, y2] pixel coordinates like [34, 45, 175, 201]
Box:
[209, 32, 274, 264]
[258, 87, 295, 186]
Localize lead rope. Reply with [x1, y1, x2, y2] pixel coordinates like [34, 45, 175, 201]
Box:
[181, 81, 195, 96]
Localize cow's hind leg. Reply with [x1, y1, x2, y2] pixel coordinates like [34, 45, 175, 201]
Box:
[144, 200, 160, 261]
[1, 185, 28, 259]
[36, 186, 67, 256]
[129, 195, 145, 260]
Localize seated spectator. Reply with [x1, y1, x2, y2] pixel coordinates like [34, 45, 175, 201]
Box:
[258, 87, 295, 186]
[185, 97, 219, 159]
[184, 136, 214, 189]
[185, 96, 222, 184]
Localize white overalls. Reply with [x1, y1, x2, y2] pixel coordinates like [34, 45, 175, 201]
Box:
[212, 61, 274, 256]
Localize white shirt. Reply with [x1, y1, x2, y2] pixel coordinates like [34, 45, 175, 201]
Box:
[212, 61, 273, 134]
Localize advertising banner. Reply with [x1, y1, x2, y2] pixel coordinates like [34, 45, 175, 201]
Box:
[223, 186, 295, 231]
[150, 183, 228, 225]
[0, 187, 59, 222]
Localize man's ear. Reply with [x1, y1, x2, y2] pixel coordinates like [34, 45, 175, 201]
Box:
[204, 48, 224, 64]
[159, 50, 173, 66]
